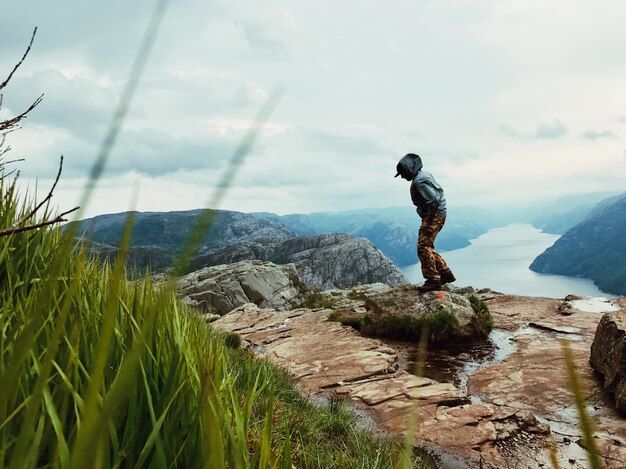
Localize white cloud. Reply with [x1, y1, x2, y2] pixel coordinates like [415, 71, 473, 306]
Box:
[582, 130, 617, 141]
[2, 0, 626, 218]
[535, 120, 568, 140]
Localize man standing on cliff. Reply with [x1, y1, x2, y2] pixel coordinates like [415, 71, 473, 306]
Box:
[395, 153, 456, 292]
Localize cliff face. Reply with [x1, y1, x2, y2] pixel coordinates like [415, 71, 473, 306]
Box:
[530, 195, 626, 296]
[271, 233, 407, 290]
[196, 233, 408, 290]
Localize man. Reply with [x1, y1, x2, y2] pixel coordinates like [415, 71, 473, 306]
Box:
[395, 153, 456, 292]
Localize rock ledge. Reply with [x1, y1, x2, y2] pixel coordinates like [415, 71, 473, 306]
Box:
[590, 311, 626, 412]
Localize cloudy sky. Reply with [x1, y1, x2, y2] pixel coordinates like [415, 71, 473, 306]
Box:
[1, 0, 625, 218]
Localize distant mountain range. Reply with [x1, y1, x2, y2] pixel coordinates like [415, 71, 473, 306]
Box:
[70, 192, 626, 295]
[531, 191, 621, 234]
[68, 209, 408, 289]
[253, 206, 488, 267]
[69, 209, 294, 273]
[530, 193, 626, 295]
[70, 206, 491, 271]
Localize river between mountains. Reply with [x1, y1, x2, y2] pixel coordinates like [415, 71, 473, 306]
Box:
[402, 223, 612, 298]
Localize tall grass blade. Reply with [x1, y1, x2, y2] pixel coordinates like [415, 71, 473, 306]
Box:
[258, 389, 275, 469]
[560, 339, 602, 469]
[200, 344, 226, 469]
[396, 326, 429, 469]
[42, 383, 70, 469]
[69, 210, 135, 468]
[173, 87, 284, 277]
[229, 384, 251, 468]
[547, 434, 561, 469]
[132, 381, 184, 469]
[8, 253, 87, 469]
[281, 422, 292, 469]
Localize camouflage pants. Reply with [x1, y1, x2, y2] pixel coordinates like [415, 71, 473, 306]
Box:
[417, 214, 449, 281]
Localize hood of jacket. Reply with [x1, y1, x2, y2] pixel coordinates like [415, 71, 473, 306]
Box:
[396, 153, 423, 179]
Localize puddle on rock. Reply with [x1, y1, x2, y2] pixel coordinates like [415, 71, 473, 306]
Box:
[387, 329, 517, 395]
[569, 297, 620, 313]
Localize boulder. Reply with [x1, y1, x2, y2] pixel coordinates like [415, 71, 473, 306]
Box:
[328, 284, 492, 344]
[177, 260, 307, 315]
[590, 311, 626, 411]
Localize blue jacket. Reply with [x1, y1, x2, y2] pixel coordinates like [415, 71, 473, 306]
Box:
[397, 154, 447, 219]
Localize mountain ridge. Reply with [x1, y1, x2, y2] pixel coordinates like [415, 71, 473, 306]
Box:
[71, 209, 408, 290]
[530, 194, 626, 295]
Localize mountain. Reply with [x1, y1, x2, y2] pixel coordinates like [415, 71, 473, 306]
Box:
[68, 209, 295, 263]
[531, 191, 620, 234]
[253, 206, 487, 267]
[71, 209, 407, 289]
[269, 233, 407, 289]
[530, 194, 626, 295]
[187, 232, 408, 289]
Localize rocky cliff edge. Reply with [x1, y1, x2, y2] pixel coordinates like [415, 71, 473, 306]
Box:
[212, 288, 626, 468]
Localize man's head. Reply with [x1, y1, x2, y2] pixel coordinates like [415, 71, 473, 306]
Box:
[394, 153, 423, 181]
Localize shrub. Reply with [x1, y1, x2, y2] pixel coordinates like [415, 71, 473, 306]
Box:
[347, 289, 367, 301]
[302, 290, 336, 309]
[223, 331, 242, 349]
[361, 307, 459, 343]
[468, 294, 494, 332]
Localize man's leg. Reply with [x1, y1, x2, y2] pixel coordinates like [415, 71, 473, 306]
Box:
[433, 245, 449, 273]
[417, 215, 447, 282]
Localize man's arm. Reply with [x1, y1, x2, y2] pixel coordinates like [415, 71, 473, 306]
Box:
[414, 182, 440, 219]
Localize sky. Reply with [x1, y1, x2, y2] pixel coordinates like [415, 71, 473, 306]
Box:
[1, 0, 625, 219]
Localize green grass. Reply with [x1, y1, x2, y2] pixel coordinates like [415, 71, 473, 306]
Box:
[362, 308, 459, 343]
[301, 291, 336, 310]
[468, 294, 493, 333]
[0, 8, 428, 466]
[329, 303, 459, 344]
[0, 181, 427, 468]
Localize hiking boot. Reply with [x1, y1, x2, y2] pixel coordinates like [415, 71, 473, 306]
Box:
[416, 279, 442, 292]
[440, 269, 456, 285]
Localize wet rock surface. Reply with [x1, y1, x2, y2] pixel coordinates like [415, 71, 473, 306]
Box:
[590, 311, 626, 412]
[469, 295, 626, 468]
[213, 291, 626, 468]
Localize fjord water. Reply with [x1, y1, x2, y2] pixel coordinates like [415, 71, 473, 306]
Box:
[402, 223, 612, 298]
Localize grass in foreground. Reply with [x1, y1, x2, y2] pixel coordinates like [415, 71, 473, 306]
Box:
[0, 183, 427, 468]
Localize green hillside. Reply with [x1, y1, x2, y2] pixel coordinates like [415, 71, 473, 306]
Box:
[530, 194, 626, 296]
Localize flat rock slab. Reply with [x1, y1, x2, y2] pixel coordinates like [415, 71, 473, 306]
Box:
[472, 295, 626, 468]
[213, 302, 556, 467]
[336, 374, 439, 406]
[214, 296, 626, 468]
[214, 304, 397, 392]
